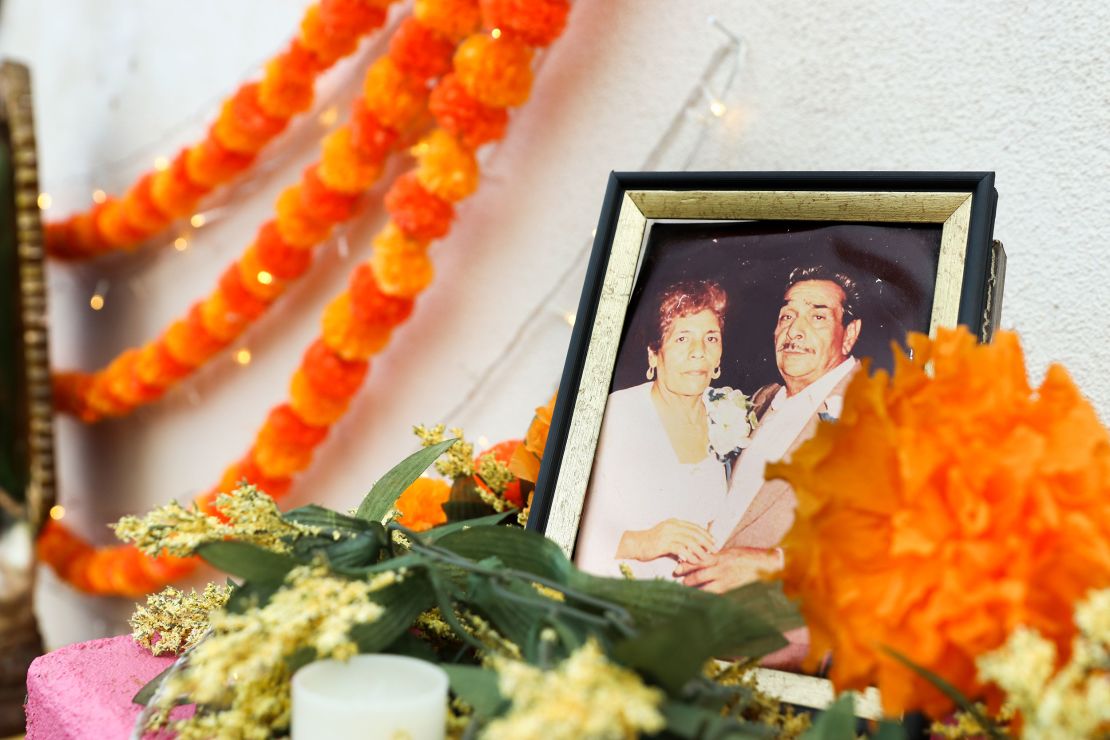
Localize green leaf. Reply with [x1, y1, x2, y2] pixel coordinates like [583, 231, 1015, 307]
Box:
[442, 499, 498, 522]
[384, 632, 440, 663]
[434, 526, 572, 583]
[319, 527, 388, 569]
[421, 510, 518, 542]
[801, 693, 856, 740]
[132, 664, 175, 706]
[872, 720, 909, 740]
[661, 700, 772, 738]
[442, 665, 504, 719]
[225, 579, 282, 614]
[355, 439, 457, 522]
[611, 585, 787, 692]
[883, 647, 1005, 740]
[196, 541, 298, 583]
[350, 577, 437, 654]
[284, 504, 373, 533]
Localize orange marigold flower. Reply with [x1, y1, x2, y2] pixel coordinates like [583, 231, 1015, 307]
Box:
[255, 221, 314, 280]
[349, 263, 415, 327]
[217, 453, 293, 500]
[164, 304, 227, 367]
[384, 172, 455, 240]
[121, 175, 171, 233]
[238, 244, 287, 302]
[388, 17, 456, 81]
[414, 0, 481, 41]
[474, 439, 524, 507]
[318, 128, 385, 194]
[321, 294, 392, 361]
[258, 41, 321, 117]
[395, 477, 451, 531]
[300, 164, 360, 223]
[524, 393, 555, 459]
[318, 0, 388, 38]
[218, 263, 269, 319]
[768, 328, 1110, 718]
[213, 83, 289, 154]
[274, 185, 333, 247]
[414, 130, 479, 202]
[480, 0, 570, 46]
[454, 34, 533, 108]
[290, 369, 350, 426]
[256, 404, 329, 467]
[349, 101, 400, 161]
[135, 340, 193, 387]
[370, 222, 434, 298]
[95, 198, 147, 248]
[186, 136, 256, 188]
[105, 350, 164, 406]
[199, 291, 250, 343]
[428, 74, 508, 148]
[362, 57, 430, 132]
[150, 150, 209, 218]
[299, 4, 361, 65]
[53, 371, 96, 422]
[302, 339, 369, 400]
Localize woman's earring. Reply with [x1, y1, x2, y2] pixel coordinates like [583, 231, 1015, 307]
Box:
[646, 366, 656, 381]
[711, 366, 721, 379]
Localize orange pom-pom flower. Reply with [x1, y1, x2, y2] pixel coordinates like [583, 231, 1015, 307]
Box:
[428, 74, 508, 148]
[480, 0, 570, 46]
[414, 130, 479, 202]
[349, 263, 415, 327]
[453, 34, 533, 108]
[318, 128, 385, 194]
[362, 57, 430, 131]
[384, 173, 455, 240]
[302, 339, 369, 400]
[388, 17, 456, 81]
[414, 0, 482, 41]
[370, 222, 433, 298]
[395, 477, 451, 531]
[321, 294, 392, 361]
[769, 328, 1110, 717]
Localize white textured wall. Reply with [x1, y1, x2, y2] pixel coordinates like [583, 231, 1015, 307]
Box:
[2, 0, 1108, 646]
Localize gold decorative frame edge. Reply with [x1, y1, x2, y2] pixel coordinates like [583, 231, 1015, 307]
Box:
[1, 61, 56, 533]
[544, 187, 981, 715]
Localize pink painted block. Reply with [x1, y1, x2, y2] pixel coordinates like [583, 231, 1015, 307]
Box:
[25, 635, 192, 739]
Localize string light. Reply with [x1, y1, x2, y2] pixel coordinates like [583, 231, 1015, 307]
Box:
[153, 156, 170, 171]
[234, 348, 252, 365]
[37, 193, 52, 210]
[708, 98, 727, 117]
[89, 294, 105, 311]
[190, 213, 207, 228]
[477, 435, 490, 449]
[174, 237, 189, 251]
[256, 270, 274, 285]
[318, 106, 339, 127]
[491, 28, 502, 39]
[49, 505, 66, 520]
[91, 189, 107, 204]
[563, 311, 576, 327]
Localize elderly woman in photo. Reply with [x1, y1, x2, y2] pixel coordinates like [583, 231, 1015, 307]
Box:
[575, 280, 732, 580]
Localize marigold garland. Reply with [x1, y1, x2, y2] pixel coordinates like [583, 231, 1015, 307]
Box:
[53, 8, 469, 424]
[40, 0, 572, 595]
[394, 477, 452, 531]
[768, 328, 1110, 718]
[46, 0, 400, 260]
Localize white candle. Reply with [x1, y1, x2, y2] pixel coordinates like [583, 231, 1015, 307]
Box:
[291, 654, 449, 740]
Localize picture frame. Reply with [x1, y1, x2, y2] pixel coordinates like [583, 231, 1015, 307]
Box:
[527, 171, 1003, 713]
[1, 59, 53, 736]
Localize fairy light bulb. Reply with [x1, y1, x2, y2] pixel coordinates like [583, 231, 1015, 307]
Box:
[89, 294, 105, 311]
[256, 271, 274, 285]
[174, 237, 188, 251]
[190, 213, 207, 228]
[490, 28, 502, 39]
[37, 193, 52, 209]
[153, 156, 170, 171]
[708, 98, 727, 117]
[234, 348, 252, 365]
[49, 505, 66, 520]
[92, 189, 107, 204]
[318, 106, 339, 127]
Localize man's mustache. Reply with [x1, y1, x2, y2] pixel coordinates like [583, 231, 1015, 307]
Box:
[777, 341, 813, 354]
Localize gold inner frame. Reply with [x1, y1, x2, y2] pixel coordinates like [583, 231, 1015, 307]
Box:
[546, 188, 974, 556]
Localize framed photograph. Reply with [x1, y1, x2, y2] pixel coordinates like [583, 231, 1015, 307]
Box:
[527, 172, 1002, 711]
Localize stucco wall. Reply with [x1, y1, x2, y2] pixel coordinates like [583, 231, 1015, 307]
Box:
[2, 0, 1108, 645]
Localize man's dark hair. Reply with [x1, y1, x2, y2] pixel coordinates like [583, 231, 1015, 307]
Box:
[785, 265, 861, 325]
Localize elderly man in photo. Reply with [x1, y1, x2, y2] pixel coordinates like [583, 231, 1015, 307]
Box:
[676, 265, 863, 594]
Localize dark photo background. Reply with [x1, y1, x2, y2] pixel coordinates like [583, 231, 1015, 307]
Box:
[610, 221, 943, 394]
